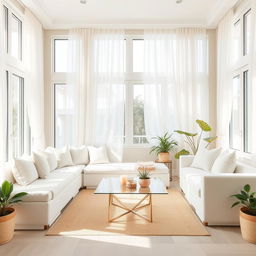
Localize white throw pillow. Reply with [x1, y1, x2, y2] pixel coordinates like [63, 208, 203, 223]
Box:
[32, 152, 51, 178]
[191, 147, 222, 171]
[43, 148, 58, 171]
[211, 150, 236, 174]
[55, 146, 74, 168]
[12, 158, 39, 186]
[88, 146, 110, 164]
[70, 146, 89, 165]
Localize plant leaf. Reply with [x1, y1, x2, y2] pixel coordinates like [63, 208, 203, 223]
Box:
[244, 184, 250, 193]
[174, 149, 190, 159]
[174, 130, 197, 137]
[196, 120, 212, 132]
[231, 201, 240, 208]
[203, 136, 218, 143]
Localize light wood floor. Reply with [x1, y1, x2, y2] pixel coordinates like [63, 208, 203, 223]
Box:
[1, 178, 256, 256]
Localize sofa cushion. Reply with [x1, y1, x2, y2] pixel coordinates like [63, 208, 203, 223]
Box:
[70, 146, 89, 165]
[84, 162, 168, 174]
[211, 150, 236, 174]
[55, 147, 74, 168]
[33, 151, 51, 178]
[235, 162, 256, 174]
[12, 158, 39, 186]
[12, 165, 84, 202]
[88, 146, 110, 164]
[191, 147, 222, 171]
[42, 149, 58, 171]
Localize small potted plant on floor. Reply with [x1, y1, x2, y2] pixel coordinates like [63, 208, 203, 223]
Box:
[231, 184, 256, 243]
[0, 181, 27, 245]
[150, 132, 178, 162]
[138, 170, 151, 188]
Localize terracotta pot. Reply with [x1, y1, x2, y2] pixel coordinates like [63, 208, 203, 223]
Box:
[158, 152, 170, 162]
[139, 178, 151, 188]
[0, 208, 16, 245]
[240, 207, 256, 244]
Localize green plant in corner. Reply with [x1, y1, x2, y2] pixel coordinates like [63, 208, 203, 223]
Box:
[174, 119, 217, 159]
[0, 180, 27, 217]
[231, 184, 256, 216]
[150, 132, 178, 155]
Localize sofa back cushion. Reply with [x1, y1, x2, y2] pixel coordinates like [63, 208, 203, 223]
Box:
[70, 146, 89, 165]
[235, 162, 256, 174]
[88, 146, 110, 164]
[191, 147, 222, 171]
[54, 146, 74, 168]
[0, 163, 16, 184]
[12, 158, 39, 186]
[32, 152, 51, 178]
[211, 150, 236, 174]
[43, 148, 58, 171]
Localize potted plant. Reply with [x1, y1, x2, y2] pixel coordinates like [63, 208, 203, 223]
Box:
[0, 180, 27, 245]
[150, 132, 177, 162]
[138, 170, 151, 188]
[174, 119, 217, 159]
[231, 184, 256, 243]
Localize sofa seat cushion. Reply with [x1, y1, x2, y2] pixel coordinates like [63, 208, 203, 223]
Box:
[12, 165, 84, 202]
[84, 163, 168, 174]
[179, 167, 209, 195]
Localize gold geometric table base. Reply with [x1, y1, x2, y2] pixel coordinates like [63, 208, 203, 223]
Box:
[108, 194, 153, 223]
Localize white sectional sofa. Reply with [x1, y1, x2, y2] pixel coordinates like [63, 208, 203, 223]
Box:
[179, 155, 256, 226]
[1, 161, 169, 230]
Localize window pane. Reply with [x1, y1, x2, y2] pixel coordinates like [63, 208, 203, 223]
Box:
[233, 20, 241, 63]
[245, 71, 256, 153]
[3, 6, 8, 53]
[11, 14, 22, 60]
[244, 10, 251, 56]
[133, 84, 147, 144]
[9, 74, 24, 158]
[54, 84, 75, 147]
[230, 75, 243, 151]
[54, 39, 68, 72]
[133, 39, 144, 72]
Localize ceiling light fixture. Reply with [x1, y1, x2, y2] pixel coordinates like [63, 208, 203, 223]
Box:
[80, 0, 87, 4]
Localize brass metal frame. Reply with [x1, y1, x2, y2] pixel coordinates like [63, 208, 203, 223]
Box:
[108, 194, 153, 222]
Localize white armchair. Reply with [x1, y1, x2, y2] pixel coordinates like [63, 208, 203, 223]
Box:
[179, 155, 256, 225]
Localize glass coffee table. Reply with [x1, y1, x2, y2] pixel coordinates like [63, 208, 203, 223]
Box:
[95, 177, 168, 223]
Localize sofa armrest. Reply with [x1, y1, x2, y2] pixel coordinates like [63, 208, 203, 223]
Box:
[179, 155, 194, 168]
[201, 174, 256, 224]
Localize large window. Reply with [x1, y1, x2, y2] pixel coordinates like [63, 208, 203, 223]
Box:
[230, 6, 253, 153]
[52, 37, 75, 148]
[54, 84, 75, 148]
[125, 37, 148, 145]
[7, 72, 25, 159]
[11, 14, 22, 60]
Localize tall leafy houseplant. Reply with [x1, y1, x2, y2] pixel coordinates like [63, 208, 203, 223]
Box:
[174, 119, 217, 159]
[231, 184, 256, 243]
[150, 132, 178, 162]
[0, 181, 27, 244]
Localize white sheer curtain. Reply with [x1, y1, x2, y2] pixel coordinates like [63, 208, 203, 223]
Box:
[24, 9, 45, 150]
[216, 11, 233, 148]
[144, 29, 209, 142]
[68, 29, 125, 162]
[0, 0, 7, 163]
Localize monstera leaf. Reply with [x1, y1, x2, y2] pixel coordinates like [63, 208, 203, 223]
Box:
[174, 130, 197, 137]
[175, 149, 190, 159]
[203, 136, 218, 143]
[196, 120, 212, 132]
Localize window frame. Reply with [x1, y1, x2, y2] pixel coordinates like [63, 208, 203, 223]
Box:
[230, 3, 252, 153]
[124, 35, 148, 147]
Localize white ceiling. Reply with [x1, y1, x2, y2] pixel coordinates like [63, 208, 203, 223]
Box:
[20, 0, 239, 29]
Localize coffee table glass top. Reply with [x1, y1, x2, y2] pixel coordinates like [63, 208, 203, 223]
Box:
[94, 177, 168, 194]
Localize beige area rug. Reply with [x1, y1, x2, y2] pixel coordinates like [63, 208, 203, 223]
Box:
[46, 189, 209, 236]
